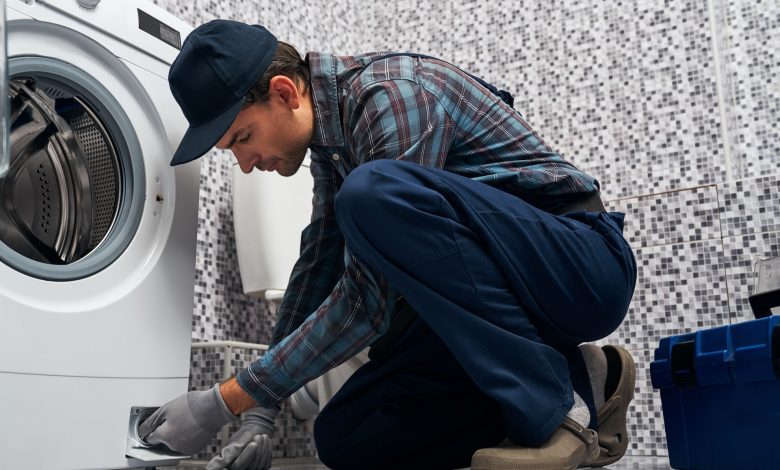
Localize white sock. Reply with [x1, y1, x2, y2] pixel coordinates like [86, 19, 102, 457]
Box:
[579, 343, 608, 410]
[566, 391, 591, 428]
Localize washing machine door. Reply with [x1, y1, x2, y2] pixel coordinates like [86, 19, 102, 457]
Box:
[1, 78, 116, 266]
[0, 20, 148, 281]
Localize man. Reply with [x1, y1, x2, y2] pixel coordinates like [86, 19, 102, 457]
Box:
[139, 19, 637, 470]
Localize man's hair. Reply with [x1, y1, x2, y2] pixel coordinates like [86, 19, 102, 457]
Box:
[244, 41, 310, 106]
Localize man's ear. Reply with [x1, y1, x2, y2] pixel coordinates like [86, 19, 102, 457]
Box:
[270, 75, 300, 109]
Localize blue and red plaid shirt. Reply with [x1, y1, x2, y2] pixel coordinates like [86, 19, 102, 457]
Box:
[236, 52, 600, 407]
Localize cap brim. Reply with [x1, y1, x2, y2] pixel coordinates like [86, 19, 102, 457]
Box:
[169, 98, 245, 166]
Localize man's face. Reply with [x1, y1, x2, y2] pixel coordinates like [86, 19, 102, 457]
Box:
[216, 76, 313, 177]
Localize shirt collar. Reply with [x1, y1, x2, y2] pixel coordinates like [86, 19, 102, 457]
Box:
[306, 52, 346, 149]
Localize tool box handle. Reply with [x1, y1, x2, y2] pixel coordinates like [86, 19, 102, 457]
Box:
[671, 339, 698, 386]
[750, 288, 780, 319]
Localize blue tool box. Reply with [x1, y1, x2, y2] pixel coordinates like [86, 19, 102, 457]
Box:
[650, 316, 780, 469]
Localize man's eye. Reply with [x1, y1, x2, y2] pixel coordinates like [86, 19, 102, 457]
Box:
[238, 134, 250, 144]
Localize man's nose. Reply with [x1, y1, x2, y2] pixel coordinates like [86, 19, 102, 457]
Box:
[233, 150, 254, 174]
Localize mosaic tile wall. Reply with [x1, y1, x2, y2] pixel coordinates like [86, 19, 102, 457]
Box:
[149, 0, 778, 462]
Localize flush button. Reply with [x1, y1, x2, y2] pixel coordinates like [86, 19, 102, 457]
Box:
[76, 0, 101, 8]
[331, 153, 340, 161]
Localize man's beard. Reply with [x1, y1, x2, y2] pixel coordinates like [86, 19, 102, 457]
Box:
[276, 148, 308, 177]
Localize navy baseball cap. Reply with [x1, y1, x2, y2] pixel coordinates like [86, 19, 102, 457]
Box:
[168, 20, 278, 166]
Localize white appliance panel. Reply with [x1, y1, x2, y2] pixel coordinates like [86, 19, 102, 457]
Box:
[0, 373, 189, 470]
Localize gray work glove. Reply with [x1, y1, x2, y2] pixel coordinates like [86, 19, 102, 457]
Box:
[206, 406, 279, 470]
[138, 384, 238, 455]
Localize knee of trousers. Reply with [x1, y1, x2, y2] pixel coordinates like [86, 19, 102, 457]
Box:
[335, 160, 416, 236]
[313, 407, 358, 470]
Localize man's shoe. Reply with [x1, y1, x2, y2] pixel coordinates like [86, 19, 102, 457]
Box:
[590, 345, 636, 467]
[470, 417, 599, 470]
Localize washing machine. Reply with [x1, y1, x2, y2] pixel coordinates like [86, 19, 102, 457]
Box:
[0, 1, 200, 468]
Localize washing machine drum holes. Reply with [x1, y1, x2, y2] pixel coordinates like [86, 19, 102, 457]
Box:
[0, 78, 121, 265]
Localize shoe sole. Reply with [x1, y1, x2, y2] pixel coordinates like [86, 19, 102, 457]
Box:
[585, 345, 636, 467]
[471, 418, 599, 470]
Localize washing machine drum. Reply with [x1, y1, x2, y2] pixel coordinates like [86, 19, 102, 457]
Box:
[0, 78, 120, 265]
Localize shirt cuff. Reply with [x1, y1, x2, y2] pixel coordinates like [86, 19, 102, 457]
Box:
[235, 349, 293, 409]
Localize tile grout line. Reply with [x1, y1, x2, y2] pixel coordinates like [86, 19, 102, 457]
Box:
[714, 183, 737, 323]
[706, 0, 735, 183]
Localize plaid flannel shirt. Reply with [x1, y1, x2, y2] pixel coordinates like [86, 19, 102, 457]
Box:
[236, 52, 600, 407]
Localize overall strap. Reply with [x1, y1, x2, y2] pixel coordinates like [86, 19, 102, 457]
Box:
[363, 52, 515, 108]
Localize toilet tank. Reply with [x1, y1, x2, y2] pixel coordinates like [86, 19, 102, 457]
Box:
[232, 158, 313, 301]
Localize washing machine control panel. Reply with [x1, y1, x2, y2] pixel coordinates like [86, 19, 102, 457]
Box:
[138, 8, 181, 50]
[13, 0, 191, 72]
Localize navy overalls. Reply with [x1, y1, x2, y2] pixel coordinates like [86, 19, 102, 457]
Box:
[314, 160, 637, 469]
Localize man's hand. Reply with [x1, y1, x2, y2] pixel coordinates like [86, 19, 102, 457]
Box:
[138, 384, 238, 455]
[206, 406, 278, 470]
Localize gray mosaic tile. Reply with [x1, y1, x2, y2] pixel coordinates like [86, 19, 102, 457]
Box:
[715, 0, 780, 181]
[191, 151, 274, 344]
[152, 0, 363, 55]
[718, 176, 780, 239]
[627, 347, 669, 458]
[605, 185, 720, 249]
[360, 0, 729, 200]
[599, 238, 731, 352]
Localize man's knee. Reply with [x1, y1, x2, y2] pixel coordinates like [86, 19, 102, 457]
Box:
[312, 412, 338, 468]
[334, 160, 413, 233]
[313, 408, 360, 470]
